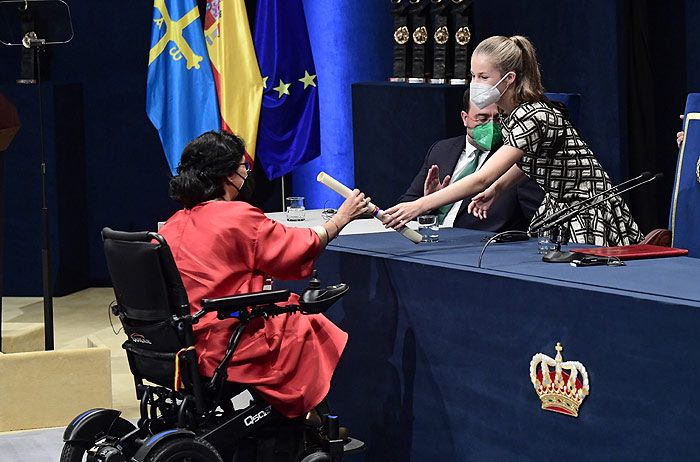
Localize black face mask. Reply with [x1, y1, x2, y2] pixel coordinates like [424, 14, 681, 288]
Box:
[232, 171, 255, 202]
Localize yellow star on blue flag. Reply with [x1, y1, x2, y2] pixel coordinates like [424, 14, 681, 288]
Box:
[273, 79, 291, 98]
[299, 71, 317, 89]
[253, 0, 320, 179]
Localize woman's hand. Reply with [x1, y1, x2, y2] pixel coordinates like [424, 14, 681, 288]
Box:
[336, 189, 370, 225]
[384, 198, 427, 229]
[467, 186, 499, 220]
[677, 114, 685, 148]
[424, 165, 451, 196]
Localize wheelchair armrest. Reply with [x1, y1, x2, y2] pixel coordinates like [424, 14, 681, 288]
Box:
[299, 283, 349, 314]
[200, 289, 291, 312]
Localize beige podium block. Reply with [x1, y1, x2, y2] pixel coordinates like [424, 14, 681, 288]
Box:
[0, 336, 113, 431]
[1, 322, 44, 353]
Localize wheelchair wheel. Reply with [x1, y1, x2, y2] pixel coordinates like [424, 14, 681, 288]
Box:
[59, 442, 89, 462]
[146, 438, 223, 462]
[300, 452, 331, 462]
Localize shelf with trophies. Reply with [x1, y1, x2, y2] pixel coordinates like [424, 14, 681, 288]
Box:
[352, 1, 475, 206]
[390, 0, 474, 84]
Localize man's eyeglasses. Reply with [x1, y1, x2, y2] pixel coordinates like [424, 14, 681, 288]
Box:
[239, 162, 251, 174]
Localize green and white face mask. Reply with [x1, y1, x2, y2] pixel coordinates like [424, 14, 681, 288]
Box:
[472, 121, 503, 151]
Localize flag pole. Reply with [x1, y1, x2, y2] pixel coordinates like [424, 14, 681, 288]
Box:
[280, 174, 286, 212]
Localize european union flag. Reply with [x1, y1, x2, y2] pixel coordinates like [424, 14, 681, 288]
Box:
[670, 93, 700, 257]
[146, 0, 220, 175]
[253, 0, 320, 180]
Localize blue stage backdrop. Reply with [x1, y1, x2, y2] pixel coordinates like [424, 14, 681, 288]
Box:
[292, 1, 392, 209]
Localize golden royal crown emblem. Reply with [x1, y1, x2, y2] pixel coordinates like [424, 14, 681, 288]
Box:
[529, 342, 590, 417]
[394, 26, 410, 45]
[413, 26, 428, 45]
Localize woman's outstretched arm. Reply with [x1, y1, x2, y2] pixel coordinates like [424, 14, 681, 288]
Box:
[384, 144, 525, 228]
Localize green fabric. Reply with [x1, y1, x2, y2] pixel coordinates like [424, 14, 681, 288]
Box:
[436, 150, 481, 225]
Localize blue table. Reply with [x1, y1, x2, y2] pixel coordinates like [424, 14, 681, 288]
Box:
[293, 228, 700, 460]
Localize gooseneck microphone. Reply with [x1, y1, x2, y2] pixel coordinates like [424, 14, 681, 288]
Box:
[529, 171, 654, 234]
[533, 172, 662, 235]
[476, 172, 662, 268]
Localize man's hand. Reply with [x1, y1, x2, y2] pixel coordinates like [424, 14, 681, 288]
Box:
[423, 165, 451, 196]
[677, 114, 685, 148]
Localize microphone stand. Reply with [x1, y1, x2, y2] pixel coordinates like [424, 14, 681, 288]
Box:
[534, 173, 662, 263]
[528, 171, 653, 233]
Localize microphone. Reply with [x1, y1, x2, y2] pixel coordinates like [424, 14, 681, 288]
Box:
[529, 171, 654, 234]
[538, 172, 661, 234]
[536, 172, 661, 263]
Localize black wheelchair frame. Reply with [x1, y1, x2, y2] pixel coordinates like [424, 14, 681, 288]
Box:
[61, 228, 360, 462]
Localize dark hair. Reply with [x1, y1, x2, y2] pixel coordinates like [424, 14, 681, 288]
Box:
[168, 131, 246, 209]
[462, 88, 472, 112]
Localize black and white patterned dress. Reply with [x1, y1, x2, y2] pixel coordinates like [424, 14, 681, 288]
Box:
[502, 101, 643, 246]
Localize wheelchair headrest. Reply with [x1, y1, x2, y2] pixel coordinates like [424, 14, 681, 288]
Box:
[102, 227, 189, 321]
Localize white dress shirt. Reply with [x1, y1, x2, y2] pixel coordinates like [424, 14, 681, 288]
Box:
[441, 137, 489, 228]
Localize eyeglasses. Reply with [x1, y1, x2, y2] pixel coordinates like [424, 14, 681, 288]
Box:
[239, 162, 251, 174]
[468, 114, 502, 124]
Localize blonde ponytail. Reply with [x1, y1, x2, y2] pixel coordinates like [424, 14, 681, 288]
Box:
[473, 35, 545, 104]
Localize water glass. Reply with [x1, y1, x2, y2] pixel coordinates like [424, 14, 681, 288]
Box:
[418, 214, 439, 243]
[286, 196, 306, 221]
[537, 229, 557, 254]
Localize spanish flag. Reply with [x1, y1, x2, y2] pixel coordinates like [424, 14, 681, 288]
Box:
[204, 0, 263, 163]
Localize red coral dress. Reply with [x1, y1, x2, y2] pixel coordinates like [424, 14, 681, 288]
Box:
[159, 201, 348, 418]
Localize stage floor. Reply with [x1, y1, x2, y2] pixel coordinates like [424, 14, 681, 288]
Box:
[0, 288, 139, 460]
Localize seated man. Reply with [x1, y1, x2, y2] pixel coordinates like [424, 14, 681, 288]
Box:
[159, 130, 370, 419]
[398, 89, 544, 232]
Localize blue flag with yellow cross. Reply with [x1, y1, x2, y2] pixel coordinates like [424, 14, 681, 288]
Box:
[253, 0, 321, 180]
[146, 0, 220, 175]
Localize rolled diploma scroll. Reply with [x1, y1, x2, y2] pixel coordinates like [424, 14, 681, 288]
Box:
[317, 172, 422, 244]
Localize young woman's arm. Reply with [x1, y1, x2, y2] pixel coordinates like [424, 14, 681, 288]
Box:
[384, 144, 525, 228]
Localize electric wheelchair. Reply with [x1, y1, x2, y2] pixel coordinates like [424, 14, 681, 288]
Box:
[61, 228, 363, 462]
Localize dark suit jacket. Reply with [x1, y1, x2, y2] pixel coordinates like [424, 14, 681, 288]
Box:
[398, 136, 544, 232]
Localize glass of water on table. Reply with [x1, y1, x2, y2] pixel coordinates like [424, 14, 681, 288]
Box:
[286, 197, 306, 221]
[417, 214, 439, 243]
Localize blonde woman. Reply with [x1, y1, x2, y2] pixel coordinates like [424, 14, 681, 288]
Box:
[386, 35, 642, 246]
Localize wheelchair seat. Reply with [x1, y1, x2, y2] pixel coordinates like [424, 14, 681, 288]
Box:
[61, 227, 362, 462]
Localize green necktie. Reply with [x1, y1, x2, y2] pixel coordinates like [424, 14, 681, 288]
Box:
[436, 150, 481, 225]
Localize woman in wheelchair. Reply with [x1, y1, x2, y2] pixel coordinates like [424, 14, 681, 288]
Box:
[160, 131, 369, 421]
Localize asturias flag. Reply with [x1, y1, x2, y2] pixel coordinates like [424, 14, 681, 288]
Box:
[253, 0, 321, 180]
[146, 0, 220, 175]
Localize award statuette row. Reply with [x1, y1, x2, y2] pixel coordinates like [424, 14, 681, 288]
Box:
[390, 0, 474, 84]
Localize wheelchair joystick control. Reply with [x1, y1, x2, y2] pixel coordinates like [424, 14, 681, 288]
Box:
[308, 270, 321, 289]
[300, 270, 349, 314]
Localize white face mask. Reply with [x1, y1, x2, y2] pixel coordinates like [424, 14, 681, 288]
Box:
[470, 72, 513, 109]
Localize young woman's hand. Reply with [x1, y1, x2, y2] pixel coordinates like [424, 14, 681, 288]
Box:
[468, 186, 499, 220]
[384, 198, 427, 229]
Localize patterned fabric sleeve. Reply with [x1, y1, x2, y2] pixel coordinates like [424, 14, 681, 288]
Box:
[504, 103, 564, 157]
